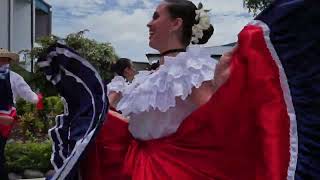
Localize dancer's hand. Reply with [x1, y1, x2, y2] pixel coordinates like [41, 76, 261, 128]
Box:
[108, 110, 129, 123]
[212, 45, 237, 91]
[36, 93, 44, 110]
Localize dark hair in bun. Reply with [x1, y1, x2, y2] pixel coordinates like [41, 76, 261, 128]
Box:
[111, 58, 132, 77]
[193, 25, 214, 45]
[164, 0, 214, 46]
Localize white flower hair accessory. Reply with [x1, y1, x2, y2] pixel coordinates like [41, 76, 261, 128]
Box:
[191, 3, 211, 44]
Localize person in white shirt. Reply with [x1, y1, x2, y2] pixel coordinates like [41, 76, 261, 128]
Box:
[0, 48, 43, 180]
[9, 70, 40, 104]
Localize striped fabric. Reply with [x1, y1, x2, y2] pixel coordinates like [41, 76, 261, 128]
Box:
[38, 43, 108, 179]
[255, 0, 320, 179]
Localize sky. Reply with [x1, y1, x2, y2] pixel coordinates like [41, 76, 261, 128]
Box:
[46, 0, 253, 62]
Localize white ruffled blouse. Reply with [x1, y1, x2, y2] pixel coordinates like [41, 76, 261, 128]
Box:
[107, 47, 217, 140]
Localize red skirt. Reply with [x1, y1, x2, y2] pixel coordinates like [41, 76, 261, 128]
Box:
[81, 87, 289, 180]
[80, 111, 131, 180]
[81, 27, 292, 179]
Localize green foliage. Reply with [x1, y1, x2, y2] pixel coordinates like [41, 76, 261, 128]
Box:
[7, 97, 63, 173]
[26, 30, 118, 96]
[44, 96, 64, 115]
[20, 112, 43, 136]
[14, 96, 63, 141]
[64, 30, 117, 80]
[243, 0, 272, 15]
[15, 100, 35, 116]
[10, 63, 32, 82]
[5, 141, 52, 173]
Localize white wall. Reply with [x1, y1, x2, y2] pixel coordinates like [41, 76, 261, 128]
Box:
[12, 0, 32, 52]
[0, 0, 10, 49]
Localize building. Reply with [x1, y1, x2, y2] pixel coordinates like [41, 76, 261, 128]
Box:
[0, 0, 51, 55]
[205, 42, 236, 59]
[132, 61, 151, 71]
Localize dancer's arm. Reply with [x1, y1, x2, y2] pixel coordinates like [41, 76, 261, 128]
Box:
[108, 91, 122, 108]
[190, 48, 235, 106]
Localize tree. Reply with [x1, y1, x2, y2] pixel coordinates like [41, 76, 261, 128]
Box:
[63, 30, 118, 80]
[243, 0, 272, 14]
[27, 30, 118, 96]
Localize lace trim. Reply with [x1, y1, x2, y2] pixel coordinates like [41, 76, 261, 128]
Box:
[117, 47, 217, 116]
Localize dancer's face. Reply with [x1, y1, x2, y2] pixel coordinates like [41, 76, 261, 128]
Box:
[147, 3, 175, 51]
[124, 63, 136, 82]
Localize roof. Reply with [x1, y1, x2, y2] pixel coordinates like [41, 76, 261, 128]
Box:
[205, 46, 234, 56]
[145, 53, 160, 64]
[205, 43, 236, 56]
[35, 0, 51, 14]
[222, 42, 237, 47]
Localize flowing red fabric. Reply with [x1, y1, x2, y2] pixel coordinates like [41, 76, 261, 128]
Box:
[0, 109, 17, 138]
[81, 25, 290, 180]
[80, 111, 131, 180]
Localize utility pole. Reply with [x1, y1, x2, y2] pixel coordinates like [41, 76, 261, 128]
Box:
[31, 0, 35, 73]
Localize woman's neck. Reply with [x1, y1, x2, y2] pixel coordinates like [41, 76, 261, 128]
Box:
[159, 40, 185, 54]
[159, 52, 183, 65]
[159, 46, 186, 65]
[160, 45, 185, 54]
[160, 48, 186, 56]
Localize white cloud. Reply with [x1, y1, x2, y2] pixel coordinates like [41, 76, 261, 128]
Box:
[87, 9, 154, 61]
[141, 0, 156, 8]
[81, 9, 151, 43]
[117, 0, 139, 7]
[46, 0, 106, 16]
[191, 0, 247, 14]
[116, 0, 156, 9]
[52, 8, 154, 61]
[46, 0, 105, 8]
[208, 14, 252, 46]
[50, 0, 253, 62]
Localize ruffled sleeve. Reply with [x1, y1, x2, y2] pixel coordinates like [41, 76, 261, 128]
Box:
[106, 76, 128, 96]
[117, 47, 217, 116]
